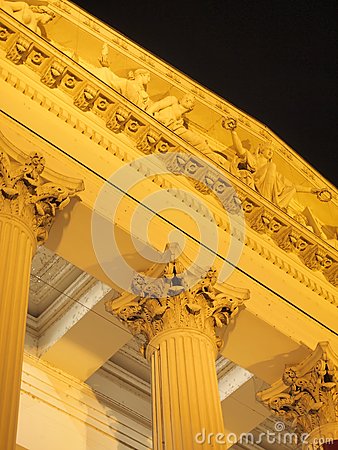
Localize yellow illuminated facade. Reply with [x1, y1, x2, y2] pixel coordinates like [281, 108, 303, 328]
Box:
[0, 1, 337, 449]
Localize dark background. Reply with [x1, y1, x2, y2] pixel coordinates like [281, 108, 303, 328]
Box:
[73, 0, 337, 185]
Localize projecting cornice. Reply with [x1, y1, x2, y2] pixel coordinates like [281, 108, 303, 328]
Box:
[45, 0, 337, 193]
[0, 11, 337, 293]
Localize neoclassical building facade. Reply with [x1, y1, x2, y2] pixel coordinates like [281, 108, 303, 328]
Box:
[0, 1, 337, 449]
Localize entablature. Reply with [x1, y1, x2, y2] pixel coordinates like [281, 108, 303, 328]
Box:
[0, 9, 337, 291]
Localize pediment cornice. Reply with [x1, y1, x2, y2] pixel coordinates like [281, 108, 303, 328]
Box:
[46, 0, 336, 194]
[0, 12, 337, 292]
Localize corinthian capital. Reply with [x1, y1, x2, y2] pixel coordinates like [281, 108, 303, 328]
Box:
[257, 342, 338, 435]
[0, 150, 83, 244]
[106, 255, 249, 355]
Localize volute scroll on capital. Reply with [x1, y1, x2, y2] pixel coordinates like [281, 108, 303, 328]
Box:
[0, 149, 84, 245]
[105, 256, 250, 358]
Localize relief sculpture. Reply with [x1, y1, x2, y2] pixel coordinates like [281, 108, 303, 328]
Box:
[93, 49, 228, 168]
[0, 0, 55, 35]
[91, 49, 337, 243]
[93, 64, 152, 111]
[222, 117, 323, 211]
[147, 94, 222, 163]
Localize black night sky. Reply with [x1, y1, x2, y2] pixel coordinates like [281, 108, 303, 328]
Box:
[73, 0, 337, 185]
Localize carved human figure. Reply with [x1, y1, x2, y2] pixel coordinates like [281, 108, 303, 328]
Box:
[93, 65, 152, 110]
[0, 1, 55, 35]
[147, 93, 195, 128]
[121, 69, 152, 110]
[223, 118, 320, 210]
[147, 94, 228, 167]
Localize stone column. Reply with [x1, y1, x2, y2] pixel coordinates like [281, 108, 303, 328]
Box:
[257, 342, 338, 450]
[106, 260, 249, 450]
[0, 150, 83, 450]
[149, 328, 225, 450]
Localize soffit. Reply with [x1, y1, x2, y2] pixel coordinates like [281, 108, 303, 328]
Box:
[29, 246, 82, 317]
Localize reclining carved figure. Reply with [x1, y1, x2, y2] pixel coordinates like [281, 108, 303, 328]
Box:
[1, 0, 55, 35]
[147, 94, 229, 168]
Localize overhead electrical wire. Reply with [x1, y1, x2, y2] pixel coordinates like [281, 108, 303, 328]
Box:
[30, 271, 270, 412]
[1, 109, 337, 337]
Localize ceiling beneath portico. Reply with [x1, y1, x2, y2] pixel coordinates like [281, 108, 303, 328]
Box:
[25, 246, 298, 449]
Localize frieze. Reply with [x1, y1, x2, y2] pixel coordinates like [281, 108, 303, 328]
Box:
[0, 18, 337, 293]
[124, 116, 147, 140]
[0, 23, 14, 41]
[93, 93, 114, 118]
[25, 46, 49, 70]
[48, 0, 325, 183]
[59, 69, 82, 92]
[1, 7, 335, 199]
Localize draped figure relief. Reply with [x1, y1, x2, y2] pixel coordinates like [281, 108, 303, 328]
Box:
[222, 117, 322, 211]
[93, 66, 153, 111]
[146, 94, 229, 167]
[91, 52, 336, 242]
[0, 0, 55, 35]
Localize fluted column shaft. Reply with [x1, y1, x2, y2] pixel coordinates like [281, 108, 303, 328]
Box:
[0, 214, 36, 450]
[107, 262, 249, 450]
[148, 328, 225, 450]
[0, 149, 82, 449]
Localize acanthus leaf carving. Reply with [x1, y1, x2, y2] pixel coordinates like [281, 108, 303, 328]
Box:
[136, 127, 162, 154]
[106, 260, 249, 355]
[245, 205, 266, 233]
[162, 153, 240, 214]
[106, 104, 131, 133]
[41, 58, 66, 88]
[0, 150, 83, 245]
[6, 35, 32, 64]
[323, 263, 338, 287]
[257, 342, 338, 436]
[300, 244, 333, 272]
[74, 84, 99, 111]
